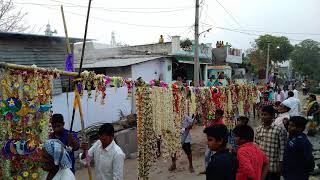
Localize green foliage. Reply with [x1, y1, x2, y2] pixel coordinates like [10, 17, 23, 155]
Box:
[180, 39, 192, 51]
[255, 34, 294, 63]
[291, 39, 320, 80]
[246, 34, 294, 77]
[245, 48, 266, 75]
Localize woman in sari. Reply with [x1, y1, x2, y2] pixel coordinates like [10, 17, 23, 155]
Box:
[40, 139, 75, 180]
[306, 94, 320, 136]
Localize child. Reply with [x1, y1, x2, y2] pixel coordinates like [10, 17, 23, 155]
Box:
[228, 116, 250, 152]
[80, 123, 125, 180]
[283, 116, 315, 180]
[169, 114, 194, 172]
[206, 109, 224, 128]
[258, 92, 274, 113]
[203, 124, 238, 180]
[202, 109, 224, 173]
[50, 114, 80, 173]
[255, 105, 287, 180]
[233, 125, 269, 180]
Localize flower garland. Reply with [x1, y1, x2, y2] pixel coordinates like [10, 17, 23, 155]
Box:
[162, 84, 185, 159]
[136, 87, 157, 180]
[237, 86, 245, 116]
[0, 68, 54, 179]
[189, 88, 196, 115]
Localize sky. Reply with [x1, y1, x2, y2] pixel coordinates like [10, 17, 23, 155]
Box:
[15, 0, 320, 50]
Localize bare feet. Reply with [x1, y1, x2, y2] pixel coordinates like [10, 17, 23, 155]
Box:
[168, 165, 177, 172]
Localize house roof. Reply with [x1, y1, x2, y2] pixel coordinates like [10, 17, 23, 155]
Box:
[174, 56, 212, 64]
[0, 32, 86, 42]
[82, 56, 166, 68]
[207, 65, 232, 70]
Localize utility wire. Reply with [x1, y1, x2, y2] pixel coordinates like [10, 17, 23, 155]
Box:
[215, 0, 241, 27]
[39, 5, 190, 29]
[215, 27, 320, 36]
[214, 26, 306, 42]
[17, 2, 193, 14]
[200, 22, 320, 39]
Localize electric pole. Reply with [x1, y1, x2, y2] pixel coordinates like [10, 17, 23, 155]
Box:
[265, 41, 271, 83]
[194, 0, 200, 87]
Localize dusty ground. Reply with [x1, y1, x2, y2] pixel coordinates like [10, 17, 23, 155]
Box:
[75, 94, 320, 180]
[76, 124, 208, 180]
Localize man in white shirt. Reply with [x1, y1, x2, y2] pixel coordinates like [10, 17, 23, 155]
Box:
[282, 91, 301, 117]
[274, 88, 285, 102]
[293, 87, 299, 99]
[275, 101, 291, 130]
[80, 123, 125, 180]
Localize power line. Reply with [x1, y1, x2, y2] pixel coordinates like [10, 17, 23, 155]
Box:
[17, 2, 193, 14]
[215, 27, 320, 36]
[214, 26, 305, 42]
[38, 5, 190, 29]
[200, 22, 319, 41]
[214, 0, 241, 27]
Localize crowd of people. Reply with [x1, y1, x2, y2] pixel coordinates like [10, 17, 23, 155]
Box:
[36, 83, 320, 180]
[181, 104, 315, 180]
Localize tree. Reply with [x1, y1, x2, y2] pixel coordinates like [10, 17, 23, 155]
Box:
[246, 35, 294, 78]
[180, 39, 192, 51]
[255, 34, 294, 63]
[0, 0, 28, 32]
[291, 39, 320, 80]
[244, 47, 266, 76]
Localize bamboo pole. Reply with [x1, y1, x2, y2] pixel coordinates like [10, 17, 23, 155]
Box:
[61, 5, 71, 54]
[0, 62, 79, 77]
[61, 3, 93, 180]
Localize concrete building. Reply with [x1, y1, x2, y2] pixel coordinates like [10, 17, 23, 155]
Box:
[74, 36, 212, 83]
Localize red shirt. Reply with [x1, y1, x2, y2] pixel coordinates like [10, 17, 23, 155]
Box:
[236, 142, 268, 180]
[206, 117, 224, 128]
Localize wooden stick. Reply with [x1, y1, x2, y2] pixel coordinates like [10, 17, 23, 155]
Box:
[74, 90, 93, 180]
[61, 5, 71, 54]
[0, 62, 79, 77]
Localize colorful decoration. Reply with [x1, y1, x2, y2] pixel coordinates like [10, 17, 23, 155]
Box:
[0, 68, 54, 179]
[136, 87, 158, 180]
[0, 65, 258, 180]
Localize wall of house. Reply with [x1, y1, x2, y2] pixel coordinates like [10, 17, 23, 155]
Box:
[74, 42, 172, 68]
[159, 58, 172, 82]
[212, 46, 242, 64]
[131, 59, 162, 82]
[121, 43, 172, 55]
[0, 37, 73, 94]
[52, 88, 132, 132]
[83, 66, 132, 78]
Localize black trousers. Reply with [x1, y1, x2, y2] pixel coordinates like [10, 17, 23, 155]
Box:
[265, 172, 281, 180]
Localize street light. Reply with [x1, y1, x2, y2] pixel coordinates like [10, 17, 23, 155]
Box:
[265, 41, 271, 83]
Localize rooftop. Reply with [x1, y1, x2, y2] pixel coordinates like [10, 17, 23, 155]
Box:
[0, 32, 86, 42]
[82, 56, 167, 68]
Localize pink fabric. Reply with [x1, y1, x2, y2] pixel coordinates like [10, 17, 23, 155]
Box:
[236, 142, 268, 180]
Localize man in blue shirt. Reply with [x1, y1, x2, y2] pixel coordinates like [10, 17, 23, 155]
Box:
[283, 116, 315, 180]
[50, 114, 80, 174]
